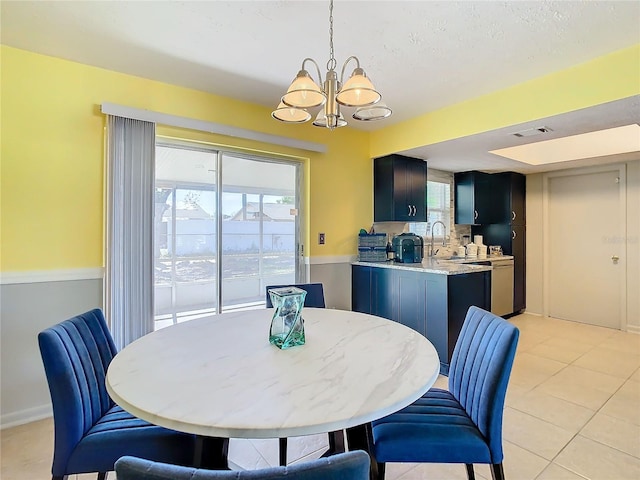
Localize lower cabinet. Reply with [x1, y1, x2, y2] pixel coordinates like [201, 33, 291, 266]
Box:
[352, 265, 491, 374]
[472, 223, 526, 314]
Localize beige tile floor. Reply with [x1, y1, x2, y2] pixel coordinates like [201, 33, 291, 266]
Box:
[2, 313, 639, 480]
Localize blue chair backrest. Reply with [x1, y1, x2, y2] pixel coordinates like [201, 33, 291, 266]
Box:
[265, 283, 326, 308]
[115, 450, 370, 479]
[38, 308, 117, 475]
[448, 306, 519, 462]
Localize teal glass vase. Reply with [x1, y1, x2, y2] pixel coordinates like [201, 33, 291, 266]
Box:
[268, 286, 307, 349]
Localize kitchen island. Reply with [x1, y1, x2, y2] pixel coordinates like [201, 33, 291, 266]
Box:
[352, 259, 492, 374]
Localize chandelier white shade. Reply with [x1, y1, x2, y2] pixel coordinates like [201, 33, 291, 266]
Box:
[313, 108, 347, 128]
[271, 0, 391, 130]
[271, 102, 312, 123]
[335, 68, 381, 107]
[281, 70, 326, 109]
[353, 102, 393, 121]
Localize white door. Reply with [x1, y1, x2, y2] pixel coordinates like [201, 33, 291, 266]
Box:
[547, 167, 625, 329]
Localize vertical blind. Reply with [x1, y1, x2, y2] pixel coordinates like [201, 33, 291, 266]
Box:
[105, 115, 156, 349]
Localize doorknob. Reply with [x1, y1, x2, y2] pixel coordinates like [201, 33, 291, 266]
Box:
[612, 255, 620, 264]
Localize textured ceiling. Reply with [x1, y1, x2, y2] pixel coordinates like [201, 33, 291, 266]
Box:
[2, 1, 639, 171]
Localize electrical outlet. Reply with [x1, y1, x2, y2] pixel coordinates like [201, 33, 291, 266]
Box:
[318, 233, 325, 245]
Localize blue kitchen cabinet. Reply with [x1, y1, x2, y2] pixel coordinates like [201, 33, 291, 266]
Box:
[454, 171, 495, 225]
[352, 264, 490, 373]
[371, 266, 394, 319]
[374, 154, 427, 222]
[471, 171, 526, 314]
[395, 270, 427, 337]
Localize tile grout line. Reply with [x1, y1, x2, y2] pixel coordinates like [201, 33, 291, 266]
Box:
[537, 340, 639, 474]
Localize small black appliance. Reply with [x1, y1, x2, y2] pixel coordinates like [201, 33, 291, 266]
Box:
[392, 233, 424, 263]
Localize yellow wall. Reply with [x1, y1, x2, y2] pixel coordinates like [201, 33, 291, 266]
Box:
[370, 44, 640, 157]
[0, 46, 371, 271]
[3, 44, 638, 272]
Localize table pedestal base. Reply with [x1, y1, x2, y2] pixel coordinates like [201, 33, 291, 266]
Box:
[194, 436, 229, 470]
[347, 423, 379, 480]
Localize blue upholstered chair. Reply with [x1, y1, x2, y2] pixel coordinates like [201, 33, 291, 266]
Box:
[371, 306, 519, 480]
[115, 450, 370, 480]
[265, 283, 326, 308]
[38, 309, 196, 480]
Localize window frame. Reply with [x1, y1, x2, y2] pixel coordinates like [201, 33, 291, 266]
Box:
[426, 170, 452, 242]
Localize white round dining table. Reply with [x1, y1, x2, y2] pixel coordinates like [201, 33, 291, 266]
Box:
[106, 308, 440, 440]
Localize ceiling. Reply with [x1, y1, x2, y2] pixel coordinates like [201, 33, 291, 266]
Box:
[2, 0, 639, 173]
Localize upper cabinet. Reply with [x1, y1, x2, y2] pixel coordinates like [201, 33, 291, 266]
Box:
[495, 172, 526, 225]
[374, 155, 427, 222]
[454, 171, 494, 225]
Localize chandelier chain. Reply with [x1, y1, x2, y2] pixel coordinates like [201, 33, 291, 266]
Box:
[327, 0, 336, 71]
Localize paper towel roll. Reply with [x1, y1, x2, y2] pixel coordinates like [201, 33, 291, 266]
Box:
[474, 235, 484, 246]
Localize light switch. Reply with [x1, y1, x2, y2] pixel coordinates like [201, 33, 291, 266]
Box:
[319, 233, 325, 245]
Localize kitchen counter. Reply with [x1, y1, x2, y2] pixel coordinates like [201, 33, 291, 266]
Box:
[353, 257, 500, 275]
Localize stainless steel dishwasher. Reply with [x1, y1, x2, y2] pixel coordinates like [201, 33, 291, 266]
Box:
[489, 258, 514, 316]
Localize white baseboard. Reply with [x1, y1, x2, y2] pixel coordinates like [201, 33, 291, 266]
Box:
[1, 404, 52, 430]
[627, 324, 640, 335]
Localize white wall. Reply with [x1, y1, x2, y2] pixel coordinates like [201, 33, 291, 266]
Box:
[308, 260, 354, 311]
[525, 159, 640, 331]
[526, 174, 544, 314]
[0, 276, 103, 428]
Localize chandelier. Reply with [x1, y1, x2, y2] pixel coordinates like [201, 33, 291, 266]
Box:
[271, 0, 392, 130]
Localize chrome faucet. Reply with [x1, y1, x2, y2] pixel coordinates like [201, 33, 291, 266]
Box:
[429, 221, 447, 257]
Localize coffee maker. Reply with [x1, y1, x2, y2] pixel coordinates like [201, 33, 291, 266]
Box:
[392, 233, 424, 263]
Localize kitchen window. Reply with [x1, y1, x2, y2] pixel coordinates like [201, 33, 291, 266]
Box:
[409, 173, 451, 240]
[426, 179, 451, 239]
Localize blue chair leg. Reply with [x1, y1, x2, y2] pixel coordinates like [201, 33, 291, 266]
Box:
[466, 464, 475, 480]
[279, 437, 288, 466]
[491, 463, 505, 480]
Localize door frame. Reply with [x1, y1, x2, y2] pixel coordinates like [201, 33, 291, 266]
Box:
[542, 163, 627, 329]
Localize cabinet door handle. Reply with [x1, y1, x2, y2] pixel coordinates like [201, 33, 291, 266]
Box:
[408, 205, 412, 216]
[512, 230, 517, 239]
[412, 205, 417, 216]
[512, 211, 516, 221]
[474, 210, 478, 220]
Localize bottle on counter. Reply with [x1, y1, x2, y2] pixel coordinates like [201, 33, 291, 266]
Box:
[386, 241, 395, 261]
[474, 235, 487, 257]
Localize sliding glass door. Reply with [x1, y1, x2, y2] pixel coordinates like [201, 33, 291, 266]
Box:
[154, 143, 301, 329]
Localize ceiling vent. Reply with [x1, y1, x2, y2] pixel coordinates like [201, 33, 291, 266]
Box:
[512, 126, 553, 138]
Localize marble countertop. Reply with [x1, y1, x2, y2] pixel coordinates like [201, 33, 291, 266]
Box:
[354, 255, 514, 275]
[353, 258, 489, 275]
[435, 254, 514, 264]
[106, 308, 440, 439]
